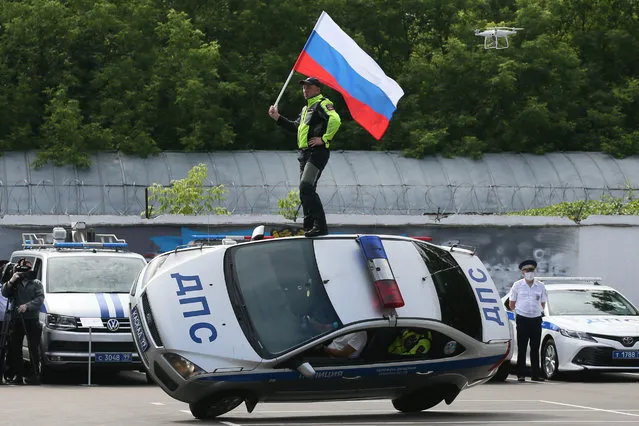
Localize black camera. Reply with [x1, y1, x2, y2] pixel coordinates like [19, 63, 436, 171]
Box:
[1, 262, 16, 283]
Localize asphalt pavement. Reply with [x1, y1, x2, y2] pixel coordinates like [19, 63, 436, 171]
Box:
[1, 372, 638, 426]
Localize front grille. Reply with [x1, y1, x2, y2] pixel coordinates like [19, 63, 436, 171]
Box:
[142, 292, 163, 347]
[48, 341, 136, 353]
[573, 347, 639, 367]
[73, 317, 131, 333]
[590, 333, 639, 348]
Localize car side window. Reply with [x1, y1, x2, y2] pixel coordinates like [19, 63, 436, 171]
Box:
[504, 297, 511, 311]
[33, 258, 43, 280]
[290, 327, 466, 367]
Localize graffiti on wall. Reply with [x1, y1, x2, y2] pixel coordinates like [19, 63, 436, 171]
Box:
[0, 224, 577, 296]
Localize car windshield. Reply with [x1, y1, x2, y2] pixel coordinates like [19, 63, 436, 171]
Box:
[226, 239, 340, 357]
[413, 241, 482, 340]
[548, 289, 639, 316]
[47, 256, 146, 293]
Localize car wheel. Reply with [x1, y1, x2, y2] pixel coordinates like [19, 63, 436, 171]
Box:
[490, 362, 511, 382]
[392, 392, 445, 413]
[542, 339, 559, 380]
[189, 394, 244, 419]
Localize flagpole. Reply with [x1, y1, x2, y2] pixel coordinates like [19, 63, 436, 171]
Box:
[274, 68, 295, 106]
[273, 12, 327, 106]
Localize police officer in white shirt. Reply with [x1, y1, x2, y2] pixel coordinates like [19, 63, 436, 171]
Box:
[509, 259, 548, 382]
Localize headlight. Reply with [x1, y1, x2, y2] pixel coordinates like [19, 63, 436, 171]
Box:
[559, 328, 596, 342]
[46, 314, 77, 330]
[163, 353, 205, 379]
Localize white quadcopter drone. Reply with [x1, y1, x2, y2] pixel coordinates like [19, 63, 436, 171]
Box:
[475, 27, 523, 49]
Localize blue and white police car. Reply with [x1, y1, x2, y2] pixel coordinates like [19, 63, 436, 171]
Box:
[502, 277, 639, 380]
[129, 229, 511, 419]
[10, 223, 147, 381]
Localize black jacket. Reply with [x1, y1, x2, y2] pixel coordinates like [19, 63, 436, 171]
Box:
[1, 277, 45, 320]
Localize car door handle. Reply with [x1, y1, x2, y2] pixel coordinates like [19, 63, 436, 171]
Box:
[416, 371, 433, 375]
[342, 375, 361, 380]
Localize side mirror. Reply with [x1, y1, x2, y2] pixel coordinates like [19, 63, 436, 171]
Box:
[296, 361, 316, 378]
[251, 225, 265, 241]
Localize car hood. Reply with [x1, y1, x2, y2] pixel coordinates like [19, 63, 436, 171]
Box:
[549, 315, 639, 335]
[43, 293, 129, 318]
[142, 247, 262, 372]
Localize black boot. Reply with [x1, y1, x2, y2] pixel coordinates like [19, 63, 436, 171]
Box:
[304, 222, 328, 238]
[303, 215, 314, 231]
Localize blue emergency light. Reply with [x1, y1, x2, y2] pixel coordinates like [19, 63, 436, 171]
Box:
[52, 242, 128, 249]
[191, 234, 250, 241]
[357, 235, 405, 309]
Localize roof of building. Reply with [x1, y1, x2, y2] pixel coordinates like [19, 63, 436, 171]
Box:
[1, 151, 638, 216]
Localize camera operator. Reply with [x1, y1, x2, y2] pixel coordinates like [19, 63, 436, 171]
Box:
[1, 258, 44, 385]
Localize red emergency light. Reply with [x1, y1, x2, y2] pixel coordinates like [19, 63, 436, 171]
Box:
[357, 236, 405, 309]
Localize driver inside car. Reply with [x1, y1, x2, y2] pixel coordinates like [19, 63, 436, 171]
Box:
[319, 331, 368, 358]
[305, 315, 367, 358]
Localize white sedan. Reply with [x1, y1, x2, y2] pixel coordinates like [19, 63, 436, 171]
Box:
[130, 229, 511, 419]
[500, 278, 639, 380]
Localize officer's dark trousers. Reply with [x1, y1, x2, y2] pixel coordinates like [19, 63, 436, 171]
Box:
[516, 314, 542, 378]
[298, 147, 330, 231]
[8, 317, 41, 378]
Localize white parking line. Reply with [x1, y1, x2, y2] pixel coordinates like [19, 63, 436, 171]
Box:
[150, 402, 165, 406]
[540, 400, 639, 417]
[231, 421, 639, 425]
[220, 421, 242, 426]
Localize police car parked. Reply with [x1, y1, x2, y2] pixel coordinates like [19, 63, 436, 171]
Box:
[11, 223, 146, 381]
[501, 277, 639, 379]
[129, 228, 511, 419]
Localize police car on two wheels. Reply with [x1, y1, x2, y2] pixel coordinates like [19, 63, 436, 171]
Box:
[129, 227, 511, 419]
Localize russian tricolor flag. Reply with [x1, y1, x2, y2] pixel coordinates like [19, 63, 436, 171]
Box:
[293, 12, 404, 140]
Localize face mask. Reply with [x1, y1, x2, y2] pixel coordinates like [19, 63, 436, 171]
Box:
[524, 272, 535, 281]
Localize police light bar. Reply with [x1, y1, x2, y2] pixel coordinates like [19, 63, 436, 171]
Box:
[190, 234, 275, 242]
[52, 242, 128, 249]
[357, 235, 405, 309]
[410, 236, 432, 241]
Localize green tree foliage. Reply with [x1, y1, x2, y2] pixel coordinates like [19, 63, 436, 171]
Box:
[510, 188, 639, 223]
[145, 163, 229, 216]
[276, 190, 301, 221]
[1, 0, 638, 167]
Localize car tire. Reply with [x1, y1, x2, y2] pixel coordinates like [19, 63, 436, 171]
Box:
[490, 362, 511, 382]
[392, 392, 445, 413]
[542, 339, 559, 380]
[189, 394, 244, 419]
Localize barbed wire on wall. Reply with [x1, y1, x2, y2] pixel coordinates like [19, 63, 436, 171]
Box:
[0, 179, 636, 216]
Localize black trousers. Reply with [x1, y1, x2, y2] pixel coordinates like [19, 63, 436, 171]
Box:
[516, 314, 542, 378]
[8, 317, 41, 378]
[298, 147, 330, 230]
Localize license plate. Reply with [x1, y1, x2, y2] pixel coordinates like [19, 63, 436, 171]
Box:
[612, 350, 639, 359]
[130, 306, 150, 352]
[95, 352, 133, 363]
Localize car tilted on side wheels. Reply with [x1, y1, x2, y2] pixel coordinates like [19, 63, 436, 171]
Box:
[129, 230, 511, 419]
[501, 277, 639, 380]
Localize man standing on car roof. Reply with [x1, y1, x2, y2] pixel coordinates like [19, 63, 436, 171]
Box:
[268, 76, 341, 238]
[509, 259, 547, 382]
[1, 259, 44, 385]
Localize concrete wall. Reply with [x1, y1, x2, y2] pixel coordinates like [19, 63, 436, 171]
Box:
[1, 214, 638, 305]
